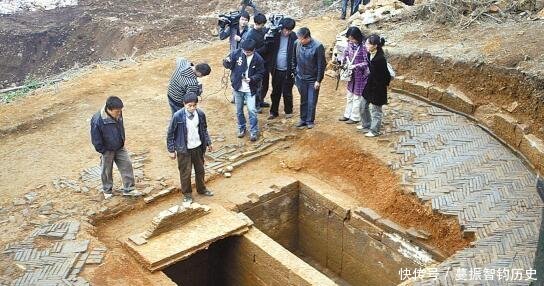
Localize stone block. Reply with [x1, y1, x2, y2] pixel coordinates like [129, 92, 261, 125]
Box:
[128, 234, 147, 246]
[354, 207, 382, 223]
[491, 113, 520, 147]
[406, 227, 430, 240]
[389, 75, 405, 90]
[343, 224, 374, 262]
[299, 184, 349, 219]
[519, 134, 544, 173]
[142, 203, 210, 239]
[341, 253, 395, 286]
[348, 213, 383, 239]
[376, 218, 407, 235]
[403, 80, 433, 98]
[428, 86, 446, 102]
[441, 85, 475, 114]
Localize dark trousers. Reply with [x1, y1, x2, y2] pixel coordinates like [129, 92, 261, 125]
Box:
[176, 147, 206, 195]
[256, 70, 270, 109]
[270, 69, 294, 116]
[296, 77, 320, 124]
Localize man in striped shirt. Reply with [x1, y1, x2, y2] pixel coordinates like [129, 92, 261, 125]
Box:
[167, 58, 211, 115]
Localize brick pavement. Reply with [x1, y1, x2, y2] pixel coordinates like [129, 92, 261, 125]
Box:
[390, 95, 543, 285]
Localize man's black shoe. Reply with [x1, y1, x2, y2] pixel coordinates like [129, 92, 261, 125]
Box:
[260, 102, 271, 108]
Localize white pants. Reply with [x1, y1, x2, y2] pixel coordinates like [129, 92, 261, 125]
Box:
[343, 91, 362, 121]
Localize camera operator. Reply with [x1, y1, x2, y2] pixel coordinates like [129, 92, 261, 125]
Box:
[266, 17, 297, 120]
[218, 11, 250, 52]
[241, 13, 271, 112]
[239, 0, 258, 14]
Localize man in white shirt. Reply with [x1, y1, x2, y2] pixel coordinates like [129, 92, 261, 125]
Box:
[166, 92, 214, 204]
[223, 39, 266, 141]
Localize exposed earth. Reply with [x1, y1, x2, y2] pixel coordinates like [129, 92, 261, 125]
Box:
[0, 0, 543, 285]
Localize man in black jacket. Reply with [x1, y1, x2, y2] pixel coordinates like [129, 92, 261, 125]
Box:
[267, 17, 297, 120]
[90, 96, 142, 199]
[242, 13, 271, 112]
[293, 27, 326, 129]
[223, 39, 266, 142]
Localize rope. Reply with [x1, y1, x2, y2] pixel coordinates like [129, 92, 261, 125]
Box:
[198, 68, 232, 103]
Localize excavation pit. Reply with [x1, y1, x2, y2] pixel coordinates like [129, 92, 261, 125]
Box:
[150, 180, 434, 286]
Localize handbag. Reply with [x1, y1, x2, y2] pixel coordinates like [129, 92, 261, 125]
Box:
[339, 45, 361, 81]
[386, 62, 396, 79]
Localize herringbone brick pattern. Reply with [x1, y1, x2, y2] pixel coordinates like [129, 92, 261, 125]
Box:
[390, 96, 543, 285]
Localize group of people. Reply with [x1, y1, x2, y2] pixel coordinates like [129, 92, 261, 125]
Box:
[337, 26, 391, 137]
[90, 11, 391, 204]
[220, 13, 327, 139]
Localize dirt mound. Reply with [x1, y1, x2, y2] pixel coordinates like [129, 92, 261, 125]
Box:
[0, 0, 329, 88]
[286, 132, 471, 256]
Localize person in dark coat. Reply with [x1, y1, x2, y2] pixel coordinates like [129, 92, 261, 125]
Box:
[167, 92, 214, 205]
[242, 13, 271, 111]
[267, 17, 297, 119]
[219, 11, 250, 104]
[90, 96, 142, 199]
[219, 11, 250, 53]
[361, 34, 391, 137]
[223, 39, 266, 141]
[293, 27, 326, 129]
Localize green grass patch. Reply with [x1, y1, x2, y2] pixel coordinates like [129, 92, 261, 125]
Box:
[1, 79, 42, 104]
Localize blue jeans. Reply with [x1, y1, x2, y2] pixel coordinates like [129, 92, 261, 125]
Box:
[296, 78, 320, 125]
[234, 90, 259, 136]
[168, 98, 183, 116]
[361, 96, 383, 135]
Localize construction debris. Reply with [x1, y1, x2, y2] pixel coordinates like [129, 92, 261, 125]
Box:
[203, 135, 290, 178]
[4, 220, 100, 286]
[349, 0, 410, 26]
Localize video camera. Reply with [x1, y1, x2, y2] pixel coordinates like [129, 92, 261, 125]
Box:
[264, 14, 285, 39]
[218, 11, 241, 29]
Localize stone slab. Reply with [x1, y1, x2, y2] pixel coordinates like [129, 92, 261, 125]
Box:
[441, 85, 475, 114]
[491, 113, 520, 147]
[124, 204, 251, 271]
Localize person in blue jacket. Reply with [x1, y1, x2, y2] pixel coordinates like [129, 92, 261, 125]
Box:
[167, 92, 214, 205]
[223, 39, 266, 142]
[90, 96, 142, 199]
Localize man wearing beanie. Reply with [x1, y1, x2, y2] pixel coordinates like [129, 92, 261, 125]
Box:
[90, 96, 142, 199]
[223, 38, 266, 142]
[166, 92, 214, 205]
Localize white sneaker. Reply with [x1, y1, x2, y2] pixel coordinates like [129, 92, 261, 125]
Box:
[356, 125, 364, 130]
[365, 131, 376, 137]
[103, 193, 113, 200]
